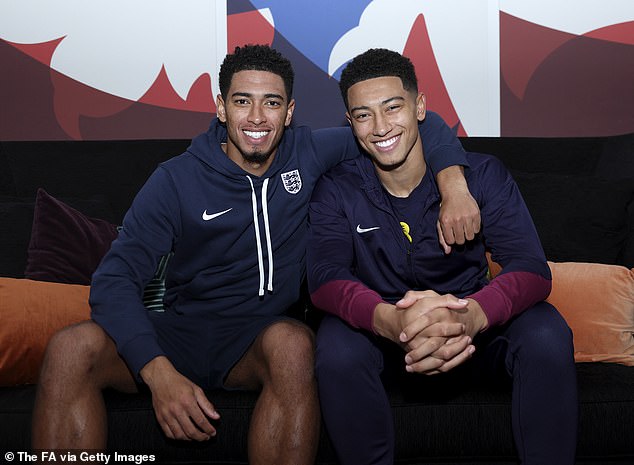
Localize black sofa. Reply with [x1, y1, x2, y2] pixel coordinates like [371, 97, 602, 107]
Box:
[1, 132, 633, 465]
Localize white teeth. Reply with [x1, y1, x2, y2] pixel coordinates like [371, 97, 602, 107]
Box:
[375, 136, 399, 148]
[244, 130, 268, 139]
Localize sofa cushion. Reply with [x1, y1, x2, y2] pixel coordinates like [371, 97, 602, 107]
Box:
[0, 196, 35, 278]
[546, 262, 634, 366]
[0, 191, 118, 279]
[20, 189, 170, 310]
[0, 278, 91, 386]
[24, 189, 118, 285]
[486, 256, 634, 365]
[1, 139, 187, 222]
[511, 171, 633, 266]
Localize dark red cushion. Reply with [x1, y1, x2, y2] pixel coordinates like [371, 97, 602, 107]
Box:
[24, 189, 118, 285]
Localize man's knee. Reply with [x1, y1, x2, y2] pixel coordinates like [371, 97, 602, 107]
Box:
[41, 320, 116, 381]
[261, 320, 316, 382]
[528, 302, 572, 341]
[514, 302, 574, 363]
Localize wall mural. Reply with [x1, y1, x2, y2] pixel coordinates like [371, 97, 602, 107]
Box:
[1, 0, 633, 140]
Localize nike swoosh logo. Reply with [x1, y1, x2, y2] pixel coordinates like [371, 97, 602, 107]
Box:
[202, 208, 232, 221]
[356, 224, 380, 234]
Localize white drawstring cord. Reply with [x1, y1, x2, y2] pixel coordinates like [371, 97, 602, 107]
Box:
[247, 176, 265, 296]
[261, 178, 274, 292]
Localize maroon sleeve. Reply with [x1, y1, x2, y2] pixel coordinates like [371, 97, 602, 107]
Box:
[467, 271, 551, 328]
[311, 280, 385, 333]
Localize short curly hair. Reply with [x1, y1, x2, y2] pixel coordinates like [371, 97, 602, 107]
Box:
[339, 48, 418, 109]
[218, 44, 295, 100]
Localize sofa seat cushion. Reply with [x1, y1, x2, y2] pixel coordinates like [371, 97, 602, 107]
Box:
[1, 363, 633, 463]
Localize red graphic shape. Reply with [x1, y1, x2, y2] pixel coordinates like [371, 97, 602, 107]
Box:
[2, 9, 276, 139]
[500, 14, 634, 136]
[501, 13, 574, 101]
[403, 14, 464, 136]
[585, 21, 634, 46]
[228, 10, 275, 51]
[51, 71, 135, 139]
[1, 38, 69, 139]
[7, 37, 65, 66]
[136, 9, 276, 113]
[138, 66, 215, 114]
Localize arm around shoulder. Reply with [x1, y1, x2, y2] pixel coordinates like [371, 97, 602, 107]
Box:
[419, 113, 481, 251]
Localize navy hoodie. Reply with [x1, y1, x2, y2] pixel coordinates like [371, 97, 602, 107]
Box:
[90, 114, 466, 378]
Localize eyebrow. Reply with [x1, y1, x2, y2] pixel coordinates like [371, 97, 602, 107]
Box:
[350, 96, 405, 113]
[231, 92, 285, 101]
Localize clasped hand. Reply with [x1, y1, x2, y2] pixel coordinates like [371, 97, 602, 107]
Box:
[394, 290, 487, 375]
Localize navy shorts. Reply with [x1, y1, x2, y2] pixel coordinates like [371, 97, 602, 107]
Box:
[148, 310, 290, 390]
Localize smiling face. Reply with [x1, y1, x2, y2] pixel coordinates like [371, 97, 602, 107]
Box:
[346, 75, 426, 172]
[216, 70, 295, 174]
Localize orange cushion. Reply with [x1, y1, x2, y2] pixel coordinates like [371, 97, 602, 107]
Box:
[486, 255, 634, 365]
[546, 262, 634, 365]
[0, 278, 91, 386]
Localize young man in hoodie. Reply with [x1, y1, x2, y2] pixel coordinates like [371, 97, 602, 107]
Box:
[32, 45, 479, 464]
[307, 48, 578, 464]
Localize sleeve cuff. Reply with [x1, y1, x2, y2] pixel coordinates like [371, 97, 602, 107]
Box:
[119, 333, 166, 382]
[467, 286, 508, 328]
[467, 271, 552, 328]
[311, 280, 385, 332]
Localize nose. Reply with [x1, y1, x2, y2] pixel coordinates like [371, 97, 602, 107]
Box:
[373, 113, 391, 137]
[248, 104, 265, 125]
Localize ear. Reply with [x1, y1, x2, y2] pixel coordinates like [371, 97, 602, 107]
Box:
[284, 99, 296, 127]
[344, 112, 359, 137]
[416, 92, 426, 122]
[216, 94, 227, 122]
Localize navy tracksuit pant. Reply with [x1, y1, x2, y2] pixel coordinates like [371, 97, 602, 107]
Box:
[315, 302, 578, 465]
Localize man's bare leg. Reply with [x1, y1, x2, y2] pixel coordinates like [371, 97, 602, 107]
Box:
[32, 321, 138, 449]
[225, 320, 320, 465]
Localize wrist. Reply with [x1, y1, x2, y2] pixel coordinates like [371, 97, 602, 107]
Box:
[465, 298, 489, 335]
[140, 355, 170, 387]
[436, 165, 468, 196]
[372, 302, 400, 342]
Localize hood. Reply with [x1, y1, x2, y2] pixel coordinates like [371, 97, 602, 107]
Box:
[186, 118, 295, 182]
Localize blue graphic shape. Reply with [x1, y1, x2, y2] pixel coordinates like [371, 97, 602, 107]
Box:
[248, 0, 372, 75]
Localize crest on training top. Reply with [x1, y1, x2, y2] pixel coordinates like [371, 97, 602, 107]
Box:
[281, 169, 302, 194]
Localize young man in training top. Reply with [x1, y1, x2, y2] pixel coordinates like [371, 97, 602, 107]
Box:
[307, 48, 578, 465]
